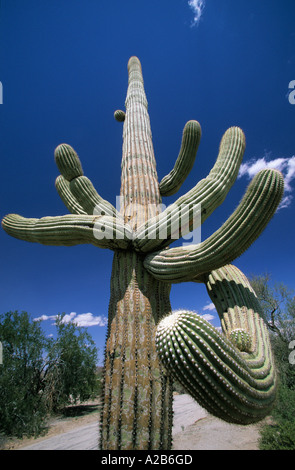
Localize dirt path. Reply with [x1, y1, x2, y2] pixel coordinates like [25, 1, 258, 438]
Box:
[7, 394, 264, 450]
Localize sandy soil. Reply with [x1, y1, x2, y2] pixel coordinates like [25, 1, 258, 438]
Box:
[3, 401, 100, 450]
[3, 394, 266, 450]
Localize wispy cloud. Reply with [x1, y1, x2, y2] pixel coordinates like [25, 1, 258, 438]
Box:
[201, 313, 215, 322]
[203, 302, 216, 312]
[188, 0, 206, 26]
[201, 302, 216, 322]
[34, 312, 108, 328]
[238, 154, 295, 210]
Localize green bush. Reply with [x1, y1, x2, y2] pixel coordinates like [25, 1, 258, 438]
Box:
[259, 384, 295, 450]
[259, 421, 295, 450]
[272, 385, 295, 423]
[0, 311, 99, 438]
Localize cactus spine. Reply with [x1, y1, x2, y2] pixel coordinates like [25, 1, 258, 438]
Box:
[2, 56, 284, 449]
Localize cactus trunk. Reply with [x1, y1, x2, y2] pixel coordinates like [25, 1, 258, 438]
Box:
[99, 56, 173, 450]
[100, 251, 173, 450]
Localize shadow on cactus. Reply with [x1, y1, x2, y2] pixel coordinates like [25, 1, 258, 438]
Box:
[2, 56, 284, 450]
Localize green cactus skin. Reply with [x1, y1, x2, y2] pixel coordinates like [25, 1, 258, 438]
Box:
[69, 175, 119, 217]
[2, 213, 132, 250]
[144, 168, 284, 281]
[159, 120, 201, 197]
[156, 266, 277, 424]
[134, 126, 246, 253]
[54, 143, 84, 181]
[55, 175, 87, 215]
[100, 250, 173, 450]
[114, 109, 126, 122]
[2, 56, 284, 449]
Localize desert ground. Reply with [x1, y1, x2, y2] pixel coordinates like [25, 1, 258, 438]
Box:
[4, 394, 265, 450]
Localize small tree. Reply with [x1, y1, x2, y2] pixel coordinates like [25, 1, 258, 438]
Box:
[249, 276, 295, 450]
[250, 275, 295, 389]
[0, 311, 48, 437]
[44, 314, 98, 412]
[0, 311, 99, 438]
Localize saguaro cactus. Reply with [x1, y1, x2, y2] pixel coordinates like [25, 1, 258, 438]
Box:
[2, 56, 284, 450]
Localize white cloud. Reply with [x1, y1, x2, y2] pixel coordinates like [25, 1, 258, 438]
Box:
[201, 313, 215, 322]
[238, 155, 295, 209]
[203, 302, 216, 312]
[34, 314, 56, 322]
[188, 0, 206, 26]
[70, 313, 108, 328]
[34, 312, 108, 328]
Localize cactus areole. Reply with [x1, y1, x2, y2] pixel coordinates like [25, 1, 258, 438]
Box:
[2, 57, 284, 450]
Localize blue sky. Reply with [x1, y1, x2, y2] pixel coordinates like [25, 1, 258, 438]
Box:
[0, 1, 294, 365]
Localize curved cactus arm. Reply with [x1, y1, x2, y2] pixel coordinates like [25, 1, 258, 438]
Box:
[159, 120, 201, 197]
[144, 169, 284, 282]
[70, 176, 119, 218]
[156, 293, 277, 424]
[1, 213, 133, 250]
[55, 175, 88, 215]
[156, 264, 277, 424]
[54, 144, 119, 217]
[133, 126, 245, 253]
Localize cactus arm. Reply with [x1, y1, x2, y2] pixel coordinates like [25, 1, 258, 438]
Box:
[55, 143, 119, 217]
[156, 263, 277, 424]
[70, 176, 119, 217]
[1, 213, 132, 250]
[54, 143, 84, 181]
[144, 169, 284, 282]
[55, 175, 88, 215]
[133, 126, 245, 253]
[159, 120, 201, 197]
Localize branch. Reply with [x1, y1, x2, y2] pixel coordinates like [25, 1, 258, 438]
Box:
[55, 175, 87, 215]
[134, 126, 245, 253]
[159, 120, 201, 196]
[155, 264, 277, 424]
[144, 169, 284, 282]
[70, 176, 119, 217]
[54, 144, 119, 217]
[2, 213, 133, 251]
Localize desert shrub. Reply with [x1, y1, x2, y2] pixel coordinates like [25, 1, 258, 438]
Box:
[259, 421, 295, 450]
[0, 311, 99, 438]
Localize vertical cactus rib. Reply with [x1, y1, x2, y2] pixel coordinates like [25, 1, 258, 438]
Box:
[99, 251, 173, 450]
[120, 56, 162, 230]
[159, 120, 201, 196]
[134, 126, 246, 253]
[144, 169, 284, 281]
